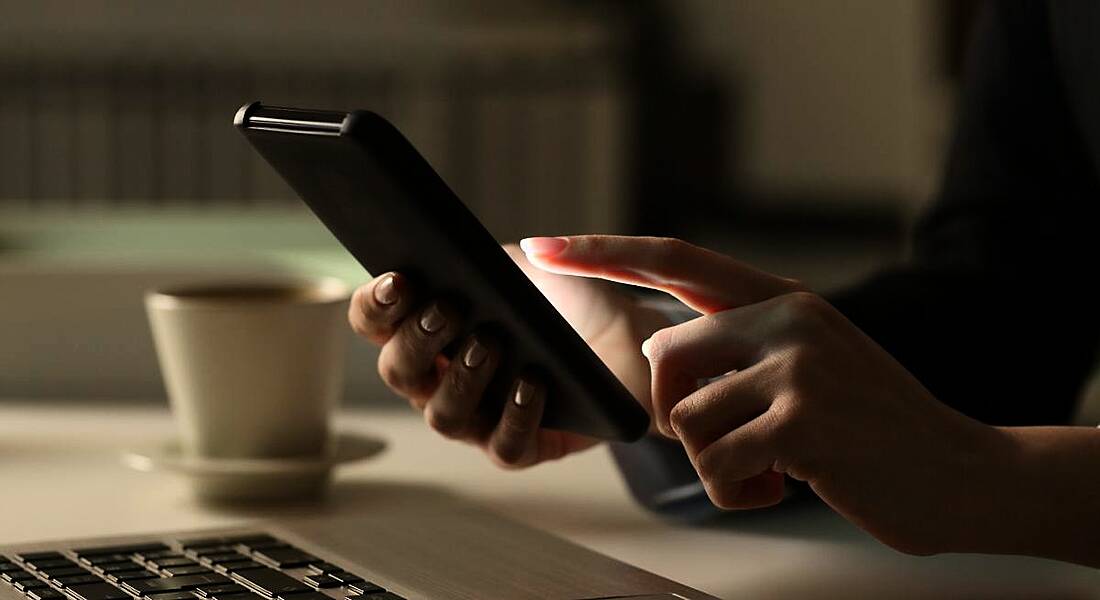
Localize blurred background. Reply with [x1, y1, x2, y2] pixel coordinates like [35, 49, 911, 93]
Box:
[0, 0, 982, 403]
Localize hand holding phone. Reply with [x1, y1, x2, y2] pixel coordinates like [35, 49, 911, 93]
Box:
[236, 103, 652, 444]
[349, 244, 664, 467]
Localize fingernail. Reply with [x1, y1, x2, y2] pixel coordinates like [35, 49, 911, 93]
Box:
[514, 380, 536, 407]
[463, 338, 488, 368]
[641, 337, 653, 358]
[519, 236, 568, 258]
[419, 304, 446, 333]
[374, 274, 398, 305]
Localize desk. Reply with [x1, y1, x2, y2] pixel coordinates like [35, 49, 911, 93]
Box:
[2, 402, 1098, 599]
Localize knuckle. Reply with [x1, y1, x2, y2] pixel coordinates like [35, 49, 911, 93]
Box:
[784, 345, 825, 395]
[490, 435, 528, 467]
[448, 367, 473, 400]
[348, 290, 373, 334]
[668, 400, 694, 437]
[376, 357, 405, 391]
[398, 323, 429, 355]
[783, 291, 832, 323]
[704, 480, 741, 510]
[348, 314, 371, 339]
[501, 408, 537, 437]
[350, 286, 370, 313]
[424, 374, 479, 439]
[765, 400, 801, 452]
[378, 348, 432, 396]
[783, 276, 810, 293]
[694, 444, 723, 483]
[655, 236, 689, 254]
[649, 236, 693, 265]
[424, 405, 466, 439]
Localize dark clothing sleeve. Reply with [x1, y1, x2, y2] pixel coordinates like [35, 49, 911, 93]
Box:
[613, 1, 1100, 517]
[831, 0, 1100, 426]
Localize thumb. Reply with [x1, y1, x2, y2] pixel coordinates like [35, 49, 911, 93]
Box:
[519, 235, 803, 314]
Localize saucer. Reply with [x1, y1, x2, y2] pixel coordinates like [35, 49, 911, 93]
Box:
[122, 431, 387, 503]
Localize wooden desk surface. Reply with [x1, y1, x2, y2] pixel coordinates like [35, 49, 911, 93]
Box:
[1, 402, 1098, 599]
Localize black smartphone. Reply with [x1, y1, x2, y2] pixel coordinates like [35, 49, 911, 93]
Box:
[234, 102, 650, 441]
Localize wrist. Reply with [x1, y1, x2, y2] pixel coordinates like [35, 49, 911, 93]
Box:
[939, 423, 1026, 555]
[917, 419, 1020, 556]
[982, 426, 1100, 566]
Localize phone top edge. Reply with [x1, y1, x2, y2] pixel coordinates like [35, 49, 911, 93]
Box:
[235, 101, 350, 135]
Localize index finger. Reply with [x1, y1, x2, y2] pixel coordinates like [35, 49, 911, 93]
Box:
[520, 235, 803, 314]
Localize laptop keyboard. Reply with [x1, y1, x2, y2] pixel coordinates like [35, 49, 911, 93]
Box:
[0, 534, 404, 600]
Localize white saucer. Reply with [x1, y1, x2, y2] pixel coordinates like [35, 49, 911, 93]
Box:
[122, 431, 387, 503]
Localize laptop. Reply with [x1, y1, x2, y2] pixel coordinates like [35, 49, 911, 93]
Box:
[0, 493, 714, 600]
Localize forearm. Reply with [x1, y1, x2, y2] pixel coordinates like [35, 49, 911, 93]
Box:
[953, 426, 1100, 566]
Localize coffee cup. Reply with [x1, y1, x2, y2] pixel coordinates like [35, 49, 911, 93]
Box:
[145, 277, 350, 461]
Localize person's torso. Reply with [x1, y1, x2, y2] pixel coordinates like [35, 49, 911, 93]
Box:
[1048, 2, 1100, 182]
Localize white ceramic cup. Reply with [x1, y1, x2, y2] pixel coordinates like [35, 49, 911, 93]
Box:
[145, 277, 350, 460]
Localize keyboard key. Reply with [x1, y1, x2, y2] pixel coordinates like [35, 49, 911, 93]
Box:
[233, 541, 285, 554]
[305, 563, 342, 575]
[302, 575, 341, 589]
[275, 593, 330, 600]
[326, 573, 363, 585]
[207, 589, 255, 600]
[208, 594, 251, 600]
[230, 568, 310, 598]
[125, 574, 230, 596]
[217, 563, 262, 574]
[4, 571, 38, 583]
[15, 553, 64, 563]
[65, 582, 130, 600]
[149, 558, 197, 569]
[107, 570, 155, 583]
[54, 575, 103, 587]
[134, 552, 181, 563]
[161, 567, 212, 577]
[346, 582, 384, 596]
[360, 594, 404, 600]
[2, 563, 26, 573]
[24, 559, 76, 572]
[28, 589, 65, 600]
[197, 555, 246, 567]
[39, 568, 88, 580]
[75, 545, 169, 558]
[15, 579, 50, 591]
[95, 563, 141, 575]
[142, 593, 197, 600]
[250, 549, 316, 570]
[182, 535, 272, 550]
[198, 548, 238, 557]
[194, 584, 249, 598]
[81, 556, 133, 568]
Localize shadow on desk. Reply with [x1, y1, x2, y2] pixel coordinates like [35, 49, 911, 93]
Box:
[704, 492, 870, 545]
[704, 494, 1096, 600]
[192, 480, 461, 520]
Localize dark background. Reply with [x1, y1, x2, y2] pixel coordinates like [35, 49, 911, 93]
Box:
[0, 0, 984, 401]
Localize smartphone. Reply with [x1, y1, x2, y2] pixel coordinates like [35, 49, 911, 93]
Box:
[234, 102, 650, 441]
